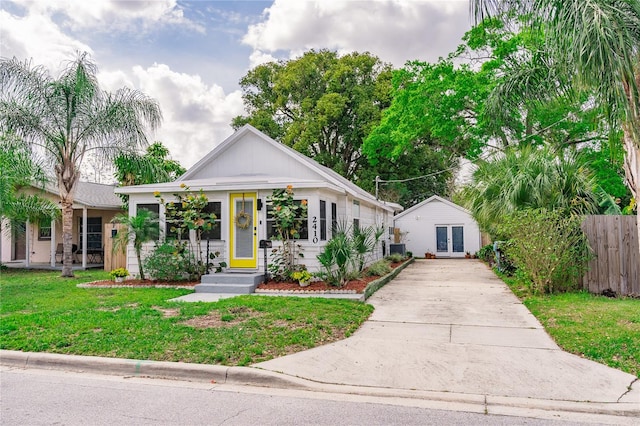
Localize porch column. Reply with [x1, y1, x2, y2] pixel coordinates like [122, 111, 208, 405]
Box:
[82, 207, 87, 269]
[25, 220, 30, 268]
[50, 219, 56, 267]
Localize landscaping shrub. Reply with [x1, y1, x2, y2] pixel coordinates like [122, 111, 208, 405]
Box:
[366, 260, 392, 277]
[317, 228, 354, 287]
[267, 186, 308, 281]
[477, 244, 494, 263]
[144, 241, 201, 281]
[496, 209, 592, 294]
[385, 253, 404, 263]
[316, 221, 383, 287]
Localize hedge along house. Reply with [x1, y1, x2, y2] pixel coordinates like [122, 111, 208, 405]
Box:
[393, 195, 481, 258]
[0, 181, 124, 269]
[116, 125, 402, 286]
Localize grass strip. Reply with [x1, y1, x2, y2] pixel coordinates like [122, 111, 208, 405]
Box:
[501, 275, 640, 377]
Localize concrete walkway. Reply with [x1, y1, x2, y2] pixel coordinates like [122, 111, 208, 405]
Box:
[255, 259, 639, 404]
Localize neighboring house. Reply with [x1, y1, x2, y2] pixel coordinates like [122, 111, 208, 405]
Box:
[117, 125, 402, 277]
[394, 195, 481, 258]
[0, 182, 124, 268]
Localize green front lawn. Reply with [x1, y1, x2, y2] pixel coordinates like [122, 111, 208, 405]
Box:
[503, 276, 640, 377]
[0, 269, 373, 366]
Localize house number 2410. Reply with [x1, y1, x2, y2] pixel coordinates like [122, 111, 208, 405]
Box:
[312, 216, 318, 243]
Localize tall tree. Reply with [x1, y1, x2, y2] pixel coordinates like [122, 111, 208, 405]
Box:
[470, 0, 640, 246]
[233, 49, 393, 181]
[114, 141, 185, 207]
[0, 53, 162, 276]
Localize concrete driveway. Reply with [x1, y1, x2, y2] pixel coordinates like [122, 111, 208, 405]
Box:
[255, 259, 638, 404]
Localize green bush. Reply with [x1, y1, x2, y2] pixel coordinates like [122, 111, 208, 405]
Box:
[366, 260, 392, 277]
[317, 229, 354, 287]
[496, 209, 592, 294]
[144, 241, 202, 281]
[316, 221, 384, 287]
[477, 244, 494, 263]
[385, 253, 404, 263]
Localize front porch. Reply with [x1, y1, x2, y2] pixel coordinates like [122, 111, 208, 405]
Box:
[2, 261, 104, 271]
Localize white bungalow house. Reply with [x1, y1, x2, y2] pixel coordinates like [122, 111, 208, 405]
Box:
[116, 125, 402, 279]
[0, 182, 124, 269]
[393, 195, 481, 258]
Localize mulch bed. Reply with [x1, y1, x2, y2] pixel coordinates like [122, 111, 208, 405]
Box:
[80, 261, 407, 293]
[257, 261, 406, 294]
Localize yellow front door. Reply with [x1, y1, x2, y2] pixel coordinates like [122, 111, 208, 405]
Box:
[229, 192, 258, 268]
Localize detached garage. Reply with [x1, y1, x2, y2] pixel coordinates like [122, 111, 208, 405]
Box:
[394, 195, 482, 258]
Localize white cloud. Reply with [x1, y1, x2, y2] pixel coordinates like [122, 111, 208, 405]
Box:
[8, 0, 204, 34]
[247, 49, 278, 69]
[243, 0, 470, 67]
[0, 9, 92, 71]
[129, 64, 245, 168]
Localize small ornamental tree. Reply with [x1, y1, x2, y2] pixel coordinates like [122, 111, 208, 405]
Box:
[155, 184, 218, 278]
[267, 185, 308, 280]
[112, 209, 159, 280]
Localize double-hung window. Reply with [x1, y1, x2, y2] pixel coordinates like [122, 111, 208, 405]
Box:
[200, 202, 222, 240]
[136, 204, 160, 240]
[266, 200, 309, 240]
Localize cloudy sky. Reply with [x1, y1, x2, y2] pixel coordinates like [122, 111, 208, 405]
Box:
[0, 0, 471, 175]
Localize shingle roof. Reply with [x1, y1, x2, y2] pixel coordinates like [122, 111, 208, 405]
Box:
[45, 181, 122, 209]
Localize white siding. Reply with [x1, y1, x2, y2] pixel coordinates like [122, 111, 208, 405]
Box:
[394, 198, 481, 258]
[187, 132, 324, 182]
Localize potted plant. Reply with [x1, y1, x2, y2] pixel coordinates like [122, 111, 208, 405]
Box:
[109, 267, 129, 283]
[425, 251, 435, 259]
[465, 251, 472, 259]
[290, 270, 313, 287]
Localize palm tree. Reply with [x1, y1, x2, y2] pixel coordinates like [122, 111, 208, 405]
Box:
[0, 53, 162, 276]
[112, 209, 159, 280]
[469, 0, 640, 247]
[0, 133, 59, 235]
[114, 142, 185, 207]
[459, 146, 600, 236]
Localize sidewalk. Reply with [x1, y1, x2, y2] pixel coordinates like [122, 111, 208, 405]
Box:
[2, 260, 638, 422]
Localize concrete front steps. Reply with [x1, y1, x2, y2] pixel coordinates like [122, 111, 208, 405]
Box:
[195, 271, 265, 294]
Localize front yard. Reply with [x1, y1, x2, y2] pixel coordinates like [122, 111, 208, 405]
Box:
[2, 267, 638, 378]
[0, 269, 372, 366]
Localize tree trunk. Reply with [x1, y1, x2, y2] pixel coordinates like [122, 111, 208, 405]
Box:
[61, 200, 74, 277]
[622, 128, 640, 254]
[58, 161, 80, 278]
[136, 247, 145, 280]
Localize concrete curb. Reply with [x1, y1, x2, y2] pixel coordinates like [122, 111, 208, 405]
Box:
[2, 349, 638, 421]
[363, 257, 415, 300]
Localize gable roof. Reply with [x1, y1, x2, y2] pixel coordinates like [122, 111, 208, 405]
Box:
[394, 195, 470, 221]
[125, 124, 402, 212]
[44, 181, 122, 209]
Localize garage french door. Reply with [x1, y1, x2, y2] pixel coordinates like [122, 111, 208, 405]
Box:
[436, 225, 464, 257]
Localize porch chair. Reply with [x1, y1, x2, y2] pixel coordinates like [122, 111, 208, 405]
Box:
[55, 243, 63, 263]
[55, 243, 78, 263]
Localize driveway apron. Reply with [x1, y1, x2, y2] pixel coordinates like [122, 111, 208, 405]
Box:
[255, 259, 637, 402]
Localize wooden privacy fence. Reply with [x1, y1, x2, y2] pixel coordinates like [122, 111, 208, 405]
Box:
[103, 223, 127, 272]
[581, 215, 639, 296]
